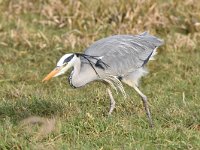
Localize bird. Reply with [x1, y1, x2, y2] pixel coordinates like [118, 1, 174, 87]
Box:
[42, 32, 164, 127]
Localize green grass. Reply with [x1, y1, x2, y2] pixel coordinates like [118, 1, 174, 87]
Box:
[0, 0, 200, 149]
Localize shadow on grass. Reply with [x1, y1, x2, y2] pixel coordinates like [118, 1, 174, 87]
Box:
[0, 97, 66, 124]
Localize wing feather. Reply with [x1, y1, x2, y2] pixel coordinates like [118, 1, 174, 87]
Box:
[84, 32, 163, 76]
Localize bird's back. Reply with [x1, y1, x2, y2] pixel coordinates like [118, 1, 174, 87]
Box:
[84, 32, 163, 76]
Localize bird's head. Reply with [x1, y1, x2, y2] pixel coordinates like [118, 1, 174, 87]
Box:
[42, 53, 77, 82]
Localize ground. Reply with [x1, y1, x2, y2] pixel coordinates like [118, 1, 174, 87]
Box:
[0, 0, 200, 149]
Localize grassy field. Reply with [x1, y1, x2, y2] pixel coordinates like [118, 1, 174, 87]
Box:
[0, 0, 200, 149]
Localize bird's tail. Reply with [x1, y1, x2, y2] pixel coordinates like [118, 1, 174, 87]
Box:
[139, 31, 164, 61]
[149, 48, 157, 61]
[139, 31, 164, 47]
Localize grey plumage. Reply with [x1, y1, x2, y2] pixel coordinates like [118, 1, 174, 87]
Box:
[44, 32, 164, 127]
[84, 32, 163, 76]
[74, 32, 163, 127]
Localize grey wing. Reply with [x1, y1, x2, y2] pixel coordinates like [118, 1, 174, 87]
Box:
[84, 32, 164, 76]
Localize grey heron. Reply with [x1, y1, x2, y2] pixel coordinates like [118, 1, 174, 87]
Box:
[42, 32, 164, 127]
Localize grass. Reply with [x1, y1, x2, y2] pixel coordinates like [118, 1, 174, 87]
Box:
[0, 0, 200, 149]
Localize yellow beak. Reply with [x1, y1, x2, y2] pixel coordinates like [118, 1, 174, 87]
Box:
[42, 68, 61, 82]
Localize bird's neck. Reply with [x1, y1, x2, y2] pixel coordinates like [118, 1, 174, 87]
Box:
[68, 57, 81, 88]
[72, 57, 81, 77]
[69, 57, 98, 88]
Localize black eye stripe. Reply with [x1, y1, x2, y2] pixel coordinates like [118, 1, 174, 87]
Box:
[64, 54, 74, 63]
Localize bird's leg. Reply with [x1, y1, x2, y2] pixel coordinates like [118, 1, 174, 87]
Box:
[107, 88, 116, 115]
[133, 85, 154, 128]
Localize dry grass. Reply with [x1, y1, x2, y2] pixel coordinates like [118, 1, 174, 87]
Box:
[0, 0, 200, 149]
